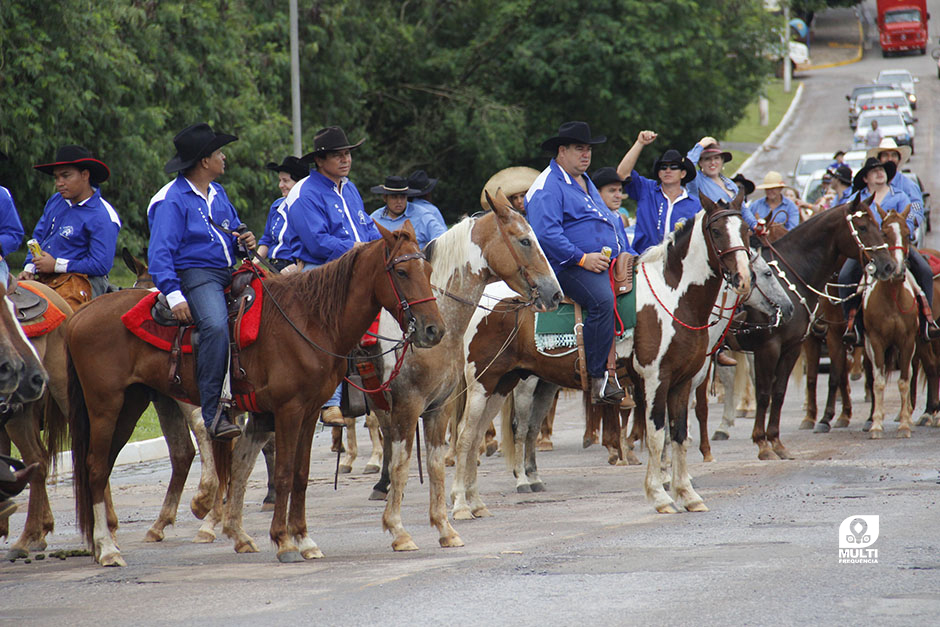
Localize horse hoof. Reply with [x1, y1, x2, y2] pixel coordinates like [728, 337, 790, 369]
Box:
[277, 550, 304, 563]
[711, 431, 729, 441]
[302, 547, 324, 560]
[869, 430, 883, 440]
[190, 495, 213, 520]
[537, 441, 553, 452]
[582, 436, 595, 449]
[850, 371, 861, 381]
[516, 484, 532, 493]
[235, 539, 259, 554]
[471, 506, 492, 518]
[607, 453, 620, 466]
[530, 482, 545, 492]
[439, 534, 465, 548]
[6, 547, 28, 560]
[144, 528, 164, 543]
[917, 414, 931, 427]
[369, 489, 388, 501]
[193, 530, 216, 543]
[813, 422, 831, 434]
[444, 455, 455, 467]
[452, 508, 474, 521]
[363, 464, 380, 474]
[702, 453, 715, 463]
[27, 538, 47, 552]
[773, 447, 795, 460]
[261, 502, 275, 512]
[624, 451, 642, 465]
[685, 501, 709, 512]
[897, 428, 912, 439]
[485, 441, 499, 457]
[799, 419, 815, 430]
[758, 449, 780, 461]
[655, 502, 680, 514]
[833, 417, 851, 429]
[99, 552, 126, 567]
[392, 536, 419, 552]
[338, 465, 352, 474]
[862, 420, 873, 433]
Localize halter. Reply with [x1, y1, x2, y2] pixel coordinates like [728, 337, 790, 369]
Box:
[703, 208, 749, 285]
[384, 249, 437, 333]
[845, 209, 889, 263]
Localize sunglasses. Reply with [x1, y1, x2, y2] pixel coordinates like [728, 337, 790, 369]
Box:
[658, 163, 682, 171]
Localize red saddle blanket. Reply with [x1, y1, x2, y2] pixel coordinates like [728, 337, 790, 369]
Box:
[921, 250, 940, 276]
[18, 283, 68, 338]
[120, 274, 264, 354]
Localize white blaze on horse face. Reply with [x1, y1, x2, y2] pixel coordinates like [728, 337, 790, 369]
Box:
[726, 216, 751, 296]
[887, 222, 905, 273]
[4, 296, 42, 363]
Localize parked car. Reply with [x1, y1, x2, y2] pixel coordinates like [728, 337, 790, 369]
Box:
[846, 83, 896, 127]
[852, 110, 914, 152]
[801, 169, 830, 206]
[790, 152, 833, 189]
[854, 89, 915, 125]
[843, 149, 868, 174]
[875, 69, 918, 108]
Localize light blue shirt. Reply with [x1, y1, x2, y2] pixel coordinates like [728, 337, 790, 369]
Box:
[742, 196, 800, 231]
[889, 173, 924, 227]
[853, 186, 915, 237]
[685, 143, 739, 203]
[411, 198, 447, 228]
[370, 202, 446, 249]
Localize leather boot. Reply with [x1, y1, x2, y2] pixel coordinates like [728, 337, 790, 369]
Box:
[715, 348, 737, 367]
[320, 406, 346, 427]
[591, 373, 625, 405]
[917, 295, 940, 341]
[842, 308, 861, 346]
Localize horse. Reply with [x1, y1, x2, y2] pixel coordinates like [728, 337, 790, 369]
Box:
[861, 208, 918, 438]
[729, 197, 898, 459]
[451, 191, 754, 517]
[67, 222, 445, 565]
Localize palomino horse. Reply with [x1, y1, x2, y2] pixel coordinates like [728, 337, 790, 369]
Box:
[730, 197, 897, 459]
[451, 191, 753, 517]
[0, 281, 69, 558]
[68, 222, 444, 565]
[862, 208, 918, 438]
[215, 191, 561, 555]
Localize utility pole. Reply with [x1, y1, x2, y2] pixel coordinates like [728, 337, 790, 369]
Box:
[783, 2, 792, 93]
[289, 0, 302, 156]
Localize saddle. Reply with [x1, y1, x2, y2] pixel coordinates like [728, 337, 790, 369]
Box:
[150, 271, 257, 327]
[6, 282, 67, 338]
[36, 272, 93, 311]
[610, 254, 635, 296]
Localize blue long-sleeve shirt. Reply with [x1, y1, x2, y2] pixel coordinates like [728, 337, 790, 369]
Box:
[257, 197, 294, 260]
[370, 202, 447, 249]
[742, 196, 800, 230]
[853, 186, 915, 236]
[685, 144, 739, 203]
[411, 198, 447, 228]
[625, 170, 701, 255]
[0, 186, 24, 258]
[890, 172, 924, 228]
[283, 171, 381, 266]
[147, 175, 242, 308]
[525, 160, 634, 274]
[25, 187, 121, 277]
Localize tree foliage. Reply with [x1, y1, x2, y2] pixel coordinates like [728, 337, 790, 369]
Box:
[0, 0, 777, 250]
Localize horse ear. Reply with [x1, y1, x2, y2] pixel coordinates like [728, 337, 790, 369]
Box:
[877, 206, 887, 221]
[399, 219, 418, 242]
[732, 185, 745, 211]
[122, 247, 141, 274]
[699, 191, 716, 213]
[485, 188, 512, 221]
[901, 204, 911, 220]
[375, 221, 396, 248]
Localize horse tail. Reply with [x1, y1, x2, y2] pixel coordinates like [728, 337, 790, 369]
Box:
[42, 391, 69, 476]
[501, 393, 516, 472]
[211, 439, 233, 502]
[67, 346, 94, 546]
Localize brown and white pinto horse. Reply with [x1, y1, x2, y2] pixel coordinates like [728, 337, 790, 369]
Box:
[862, 208, 918, 438]
[451, 192, 753, 517]
[67, 223, 444, 565]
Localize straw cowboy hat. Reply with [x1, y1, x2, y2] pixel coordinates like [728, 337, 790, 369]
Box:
[479, 166, 540, 210]
[164, 123, 237, 174]
[540, 121, 606, 153]
[866, 137, 911, 166]
[755, 171, 786, 191]
[34, 145, 110, 185]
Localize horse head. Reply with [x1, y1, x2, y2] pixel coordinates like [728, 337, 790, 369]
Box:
[123, 247, 153, 289]
[843, 195, 896, 281]
[375, 220, 446, 348]
[745, 247, 795, 320]
[0, 281, 45, 402]
[877, 206, 911, 280]
[699, 189, 751, 297]
[480, 189, 562, 312]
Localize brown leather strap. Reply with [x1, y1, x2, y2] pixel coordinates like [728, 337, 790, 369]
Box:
[573, 303, 589, 392]
[355, 360, 390, 411]
[168, 327, 185, 396]
[607, 340, 617, 374]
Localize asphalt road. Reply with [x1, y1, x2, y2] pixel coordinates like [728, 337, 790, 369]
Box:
[4, 4, 940, 625]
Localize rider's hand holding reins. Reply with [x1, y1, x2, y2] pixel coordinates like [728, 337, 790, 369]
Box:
[172, 302, 194, 325]
[236, 229, 256, 250]
[581, 252, 611, 273]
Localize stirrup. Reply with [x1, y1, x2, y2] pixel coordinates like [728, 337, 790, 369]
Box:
[207, 404, 241, 441]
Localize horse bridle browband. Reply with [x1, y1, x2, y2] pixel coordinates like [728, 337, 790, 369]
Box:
[383, 249, 436, 333]
[704, 207, 749, 284]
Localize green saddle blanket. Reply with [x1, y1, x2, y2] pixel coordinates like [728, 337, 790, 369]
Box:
[534, 289, 637, 350]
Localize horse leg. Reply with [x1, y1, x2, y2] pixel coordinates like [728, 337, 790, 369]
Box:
[4, 409, 53, 558]
[802, 339, 820, 430]
[382, 400, 424, 551]
[363, 411, 383, 474]
[443, 404, 458, 467]
[866, 339, 888, 439]
[261, 438, 276, 510]
[829, 336, 852, 429]
[537, 390, 558, 451]
[862, 355, 875, 431]
[768, 345, 802, 460]
[369, 408, 392, 500]
[176, 403, 218, 519]
[736, 355, 756, 416]
[620, 407, 641, 465]
[287, 414, 323, 560]
[451, 383, 506, 520]
[339, 415, 357, 474]
[424, 410, 463, 548]
[269, 410, 303, 562]
[219, 422, 269, 552]
[694, 380, 713, 462]
[668, 381, 706, 512]
[0, 430, 8, 539]
[484, 418, 499, 457]
[583, 397, 601, 448]
[712, 363, 736, 440]
[752, 346, 779, 460]
[330, 425, 344, 453]
[644, 380, 678, 514]
[144, 397, 195, 542]
[505, 383, 531, 492]
[897, 344, 916, 438]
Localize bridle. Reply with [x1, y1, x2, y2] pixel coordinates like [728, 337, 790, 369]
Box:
[383, 248, 436, 335]
[492, 213, 541, 303]
[704, 207, 749, 286]
[845, 209, 889, 264]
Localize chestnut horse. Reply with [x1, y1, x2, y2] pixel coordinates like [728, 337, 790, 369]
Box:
[729, 198, 898, 459]
[862, 208, 917, 438]
[451, 192, 753, 517]
[68, 222, 444, 565]
[216, 191, 561, 554]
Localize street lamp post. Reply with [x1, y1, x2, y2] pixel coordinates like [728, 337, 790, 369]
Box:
[289, 0, 302, 156]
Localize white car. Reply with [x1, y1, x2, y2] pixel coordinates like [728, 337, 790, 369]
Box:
[790, 152, 834, 189]
[843, 149, 867, 175]
[875, 69, 918, 109]
[854, 89, 915, 125]
[801, 169, 830, 206]
[852, 110, 914, 152]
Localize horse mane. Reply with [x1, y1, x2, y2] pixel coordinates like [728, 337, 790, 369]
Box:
[638, 211, 698, 264]
[263, 245, 366, 337]
[424, 215, 476, 284]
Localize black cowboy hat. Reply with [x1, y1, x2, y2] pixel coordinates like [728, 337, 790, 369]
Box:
[301, 126, 366, 162]
[591, 167, 625, 191]
[828, 165, 852, 186]
[371, 175, 419, 196]
[407, 170, 438, 195]
[266, 156, 309, 182]
[540, 121, 606, 153]
[164, 123, 237, 174]
[832, 150, 846, 159]
[652, 149, 696, 185]
[698, 142, 732, 164]
[732, 173, 756, 196]
[853, 157, 896, 192]
[34, 145, 110, 185]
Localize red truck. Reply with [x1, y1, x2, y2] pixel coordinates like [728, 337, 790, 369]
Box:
[877, 0, 929, 56]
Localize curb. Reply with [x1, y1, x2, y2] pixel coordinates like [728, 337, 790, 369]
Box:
[734, 82, 805, 176]
[53, 436, 172, 478]
[804, 10, 864, 71]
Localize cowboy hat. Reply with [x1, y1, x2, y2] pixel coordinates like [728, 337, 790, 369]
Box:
[540, 121, 606, 153]
[591, 167, 626, 191]
[866, 137, 911, 166]
[828, 165, 852, 186]
[652, 149, 696, 185]
[698, 142, 732, 164]
[371, 175, 418, 196]
[34, 145, 110, 185]
[853, 157, 897, 192]
[755, 171, 786, 190]
[407, 170, 438, 195]
[732, 173, 756, 196]
[302, 126, 365, 161]
[266, 156, 309, 182]
[164, 123, 237, 174]
[479, 166, 540, 211]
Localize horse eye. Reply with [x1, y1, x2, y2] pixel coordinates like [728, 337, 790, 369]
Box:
[711, 228, 721, 237]
[396, 268, 407, 278]
[858, 225, 867, 233]
[519, 238, 531, 247]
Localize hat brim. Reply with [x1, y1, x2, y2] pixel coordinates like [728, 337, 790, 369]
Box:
[480, 167, 540, 211]
[853, 161, 897, 192]
[266, 160, 309, 181]
[699, 150, 733, 164]
[540, 134, 607, 153]
[866, 144, 911, 166]
[301, 137, 366, 162]
[164, 133, 237, 174]
[755, 182, 786, 190]
[652, 157, 697, 185]
[371, 185, 421, 196]
[34, 158, 110, 184]
[413, 178, 438, 195]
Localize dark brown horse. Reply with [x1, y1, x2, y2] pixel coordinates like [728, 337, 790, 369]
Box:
[68, 222, 444, 565]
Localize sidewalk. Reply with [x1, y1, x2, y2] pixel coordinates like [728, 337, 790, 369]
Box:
[799, 6, 864, 70]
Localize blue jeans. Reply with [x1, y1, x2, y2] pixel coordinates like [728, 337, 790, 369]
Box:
[179, 267, 232, 428]
[302, 262, 343, 408]
[556, 265, 614, 378]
